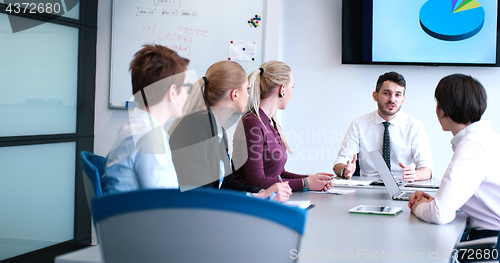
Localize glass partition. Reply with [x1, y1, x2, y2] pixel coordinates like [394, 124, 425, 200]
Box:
[0, 142, 76, 260]
[0, 13, 78, 137]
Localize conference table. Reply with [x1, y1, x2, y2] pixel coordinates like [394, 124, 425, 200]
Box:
[55, 180, 467, 263]
[291, 184, 467, 263]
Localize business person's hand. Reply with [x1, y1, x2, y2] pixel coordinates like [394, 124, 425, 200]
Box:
[322, 180, 334, 191]
[307, 173, 334, 191]
[254, 182, 292, 202]
[408, 191, 433, 213]
[399, 163, 417, 181]
[343, 154, 357, 179]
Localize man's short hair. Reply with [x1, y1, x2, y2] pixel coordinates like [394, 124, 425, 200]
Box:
[130, 44, 190, 108]
[375, 71, 406, 93]
[434, 74, 487, 125]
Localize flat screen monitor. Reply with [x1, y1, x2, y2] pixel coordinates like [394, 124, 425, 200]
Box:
[342, 0, 500, 66]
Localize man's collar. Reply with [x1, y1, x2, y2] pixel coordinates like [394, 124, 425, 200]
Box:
[451, 119, 491, 150]
[373, 110, 401, 126]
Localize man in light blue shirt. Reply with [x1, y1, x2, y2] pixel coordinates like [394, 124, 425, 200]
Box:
[102, 44, 191, 194]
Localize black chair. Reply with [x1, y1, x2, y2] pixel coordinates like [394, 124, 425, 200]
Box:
[453, 230, 499, 262]
[352, 154, 361, 177]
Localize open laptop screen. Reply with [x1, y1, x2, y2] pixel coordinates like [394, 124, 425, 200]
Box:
[369, 150, 401, 197]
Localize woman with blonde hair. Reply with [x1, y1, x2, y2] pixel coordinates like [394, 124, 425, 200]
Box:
[169, 60, 291, 201]
[232, 60, 334, 192]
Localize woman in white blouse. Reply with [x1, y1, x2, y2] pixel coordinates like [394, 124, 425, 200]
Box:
[408, 74, 500, 259]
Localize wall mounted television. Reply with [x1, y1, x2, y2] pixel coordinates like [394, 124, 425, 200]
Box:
[342, 0, 500, 66]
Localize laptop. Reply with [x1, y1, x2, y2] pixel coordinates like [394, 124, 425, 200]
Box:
[368, 150, 416, 201]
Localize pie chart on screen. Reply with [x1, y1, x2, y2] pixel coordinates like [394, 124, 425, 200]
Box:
[419, 0, 485, 41]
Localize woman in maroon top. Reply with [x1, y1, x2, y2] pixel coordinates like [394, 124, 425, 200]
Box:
[232, 60, 334, 191]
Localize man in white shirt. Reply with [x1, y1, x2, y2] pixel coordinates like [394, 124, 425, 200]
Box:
[333, 71, 433, 181]
[409, 74, 500, 244]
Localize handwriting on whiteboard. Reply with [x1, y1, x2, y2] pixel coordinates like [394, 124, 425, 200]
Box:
[140, 24, 209, 56]
[162, 9, 177, 16]
[136, 7, 155, 16]
[135, 8, 199, 17]
[181, 10, 198, 17]
[155, 0, 180, 7]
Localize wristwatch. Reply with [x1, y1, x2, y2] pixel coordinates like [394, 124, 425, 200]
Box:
[302, 178, 309, 192]
[340, 167, 345, 178]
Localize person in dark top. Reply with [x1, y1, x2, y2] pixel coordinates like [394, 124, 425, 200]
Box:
[231, 60, 334, 192]
[169, 60, 291, 201]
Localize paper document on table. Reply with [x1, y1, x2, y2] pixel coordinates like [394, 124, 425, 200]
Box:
[333, 179, 373, 187]
[311, 189, 356, 195]
[283, 200, 312, 209]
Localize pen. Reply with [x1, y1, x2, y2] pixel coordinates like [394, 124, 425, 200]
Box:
[278, 175, 284, 183]
[268, 175, 284, 200]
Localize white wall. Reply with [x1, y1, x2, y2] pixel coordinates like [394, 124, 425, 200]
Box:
[94, 0, 129, 156]
[281, 0, 500, 179]
[95, 0, 500, 180]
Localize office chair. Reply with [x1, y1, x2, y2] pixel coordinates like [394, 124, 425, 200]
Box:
[80, 151, 106, 210]
[453, 231, 500, 263]
[92, 188, 307, 263]
[353, 156, 361, 176]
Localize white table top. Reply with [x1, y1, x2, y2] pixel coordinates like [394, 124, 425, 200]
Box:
[292, 187, 466, 262]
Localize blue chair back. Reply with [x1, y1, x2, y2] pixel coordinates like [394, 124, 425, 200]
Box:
[92, 188, 307, 263]
[81, 151, 105, 209]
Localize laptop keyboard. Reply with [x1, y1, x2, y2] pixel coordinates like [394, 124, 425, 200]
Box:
[399, 191, 413, 198]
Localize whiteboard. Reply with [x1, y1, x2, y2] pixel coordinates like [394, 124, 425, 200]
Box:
[109, 0, 265, 108]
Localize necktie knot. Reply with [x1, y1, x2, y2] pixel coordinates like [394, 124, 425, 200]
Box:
[383, 121, 390, 129]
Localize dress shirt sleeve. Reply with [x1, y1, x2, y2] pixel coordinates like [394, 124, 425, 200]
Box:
[410, 121, 434, 172]
[134, 151, 172, 189]
[281, 170, 306, 179]
[281, 171, 306, 191]
[134, 127, 178, 189]
[334, 121, 359, 168]
[414, 139, 486, 224]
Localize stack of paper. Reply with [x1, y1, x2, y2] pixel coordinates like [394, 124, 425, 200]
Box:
[283, 200, 312, 209]
[312, 188, 356, 195]
[332, 179, 372, 187]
